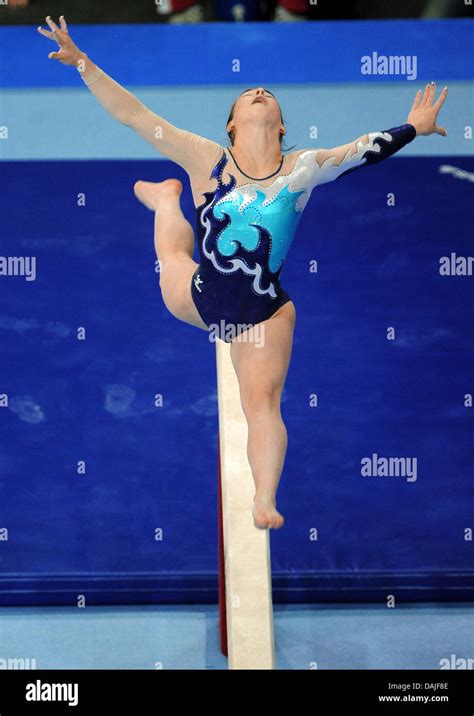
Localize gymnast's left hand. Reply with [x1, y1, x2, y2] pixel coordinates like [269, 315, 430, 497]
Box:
[406, 82, 448, 137]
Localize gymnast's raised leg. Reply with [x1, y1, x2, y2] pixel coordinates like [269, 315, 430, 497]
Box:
[133, 179, 208, 332]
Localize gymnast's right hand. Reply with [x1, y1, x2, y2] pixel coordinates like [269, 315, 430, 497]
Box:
[37, 16, 84, 66]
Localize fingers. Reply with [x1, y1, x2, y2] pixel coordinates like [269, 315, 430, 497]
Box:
[48, 51, 61, 61]
[38, 16, 67, 46]
[420, 81, 435, 107]
[428, 81, 438, 106]
[436, 125, 448, 137]
[434, 86, 448, 112]
[37, 26, 55, 40]
[420, 83, 430, 107]
[411, 89, 422, 112]
[45, 15, 60, 33]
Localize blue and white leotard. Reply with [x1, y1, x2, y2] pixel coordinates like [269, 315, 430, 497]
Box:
[191, 124, 416, 341]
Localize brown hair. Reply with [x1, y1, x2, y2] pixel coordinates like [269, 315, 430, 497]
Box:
[226, 89, 294, 151]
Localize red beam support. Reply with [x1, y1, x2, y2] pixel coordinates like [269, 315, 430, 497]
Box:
[218, 433, 228, 657]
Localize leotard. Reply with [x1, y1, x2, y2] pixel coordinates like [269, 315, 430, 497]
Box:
[190, 125, 416, 341]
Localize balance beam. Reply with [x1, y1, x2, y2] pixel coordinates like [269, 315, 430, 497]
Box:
[216, 338, 276, 670]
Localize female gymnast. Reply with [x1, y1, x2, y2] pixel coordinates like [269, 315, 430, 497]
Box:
[39, 16, 448, 529]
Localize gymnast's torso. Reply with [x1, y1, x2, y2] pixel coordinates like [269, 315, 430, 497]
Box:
[186, 123, 416, 340]
[189, 146, 317, 338]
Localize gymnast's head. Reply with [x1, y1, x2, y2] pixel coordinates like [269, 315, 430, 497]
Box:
[226, 87, 286, 149]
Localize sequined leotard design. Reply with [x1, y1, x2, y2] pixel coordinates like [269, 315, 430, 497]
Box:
[191, 124, 416, 341]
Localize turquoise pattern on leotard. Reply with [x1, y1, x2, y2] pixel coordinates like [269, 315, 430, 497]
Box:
[213, 184, 305, 274]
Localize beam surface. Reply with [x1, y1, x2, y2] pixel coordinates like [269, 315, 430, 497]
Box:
[216, 338, 275, 670]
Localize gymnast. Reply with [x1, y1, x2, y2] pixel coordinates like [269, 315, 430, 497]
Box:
[39, 15, 448, 529]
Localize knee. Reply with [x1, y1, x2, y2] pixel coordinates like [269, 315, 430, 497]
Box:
[240, 386, 281, 418]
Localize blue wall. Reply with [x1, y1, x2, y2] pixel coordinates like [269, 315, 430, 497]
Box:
[0, 20, 472, 605]
[1, 20, 471, 87]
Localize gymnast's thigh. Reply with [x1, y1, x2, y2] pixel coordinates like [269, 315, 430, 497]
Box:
[229, 300, 296, 413]
[159, 255, 208, 331]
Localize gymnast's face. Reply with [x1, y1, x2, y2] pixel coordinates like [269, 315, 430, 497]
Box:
[227, 87, 285, 143]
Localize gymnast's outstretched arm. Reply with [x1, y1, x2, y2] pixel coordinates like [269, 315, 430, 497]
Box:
[312, 82, 448, 186]
[37, 15, 222, 175]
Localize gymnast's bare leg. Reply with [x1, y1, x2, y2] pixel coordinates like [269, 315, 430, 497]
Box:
[230, 301, 296, 529]
[133, 179, 208, 331]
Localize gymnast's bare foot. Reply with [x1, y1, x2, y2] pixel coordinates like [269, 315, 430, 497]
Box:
[253, 494, 285, 530]
[133, 178, 182, 211]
